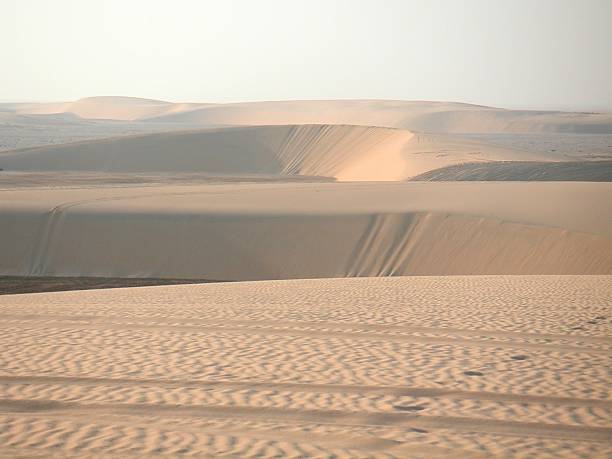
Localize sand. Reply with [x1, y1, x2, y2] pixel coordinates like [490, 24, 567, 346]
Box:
[5, 97, 612, 133]
[2, 96, 612, 458]
[0, 125, 560, 181]
[411, 160, 612, 181]
[1, 181, 611, 279]
[0, 275, 610, 458]
[458, 133, 612, 160]
[0, 111, 214, 152]
[3, 98, 611, 184]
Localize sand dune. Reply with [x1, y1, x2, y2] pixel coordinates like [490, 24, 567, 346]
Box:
[5, 97, 612, 133]
[1, 181, 610, 279]
[1, 96, 611, 459]
[146, 100, 612, 134]
[0, 125, 560, 180]
[0, 275, 610, 458]
[458, 133, 612, 161]
[412, 160, 612, 181]
[0, 111, 229, 153]
[6, 96, 174, 121]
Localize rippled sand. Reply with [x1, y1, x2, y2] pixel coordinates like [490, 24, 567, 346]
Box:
[0, 275, 610, 458]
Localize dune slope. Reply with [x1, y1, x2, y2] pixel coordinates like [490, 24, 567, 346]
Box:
[1, 182, 610, 279]
[147, 100, 612, 134]
[0, 125, 558, 180]
[412, 160, 612, 181]
[0, 275, 610, 458]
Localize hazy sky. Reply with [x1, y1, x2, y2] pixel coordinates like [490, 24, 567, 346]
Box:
[2, 0, 611, 111]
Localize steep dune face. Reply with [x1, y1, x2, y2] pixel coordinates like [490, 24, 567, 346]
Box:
[1, 182, 610, 280]
[7, 97, 612, 133]
[0, 125, 554, 180]
[0, 125, 415, 180]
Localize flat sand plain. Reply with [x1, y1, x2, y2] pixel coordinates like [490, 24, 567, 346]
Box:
[0, 275, 610, 458]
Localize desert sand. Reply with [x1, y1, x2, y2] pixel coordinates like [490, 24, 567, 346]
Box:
[0, 276, 610, 458]
[1, 96, 611, 458]
[1, 181, 611, 279]
[2, 98, 611, 185]
[5, 97, 612, 133]
[3, 99, 612, 156]
[411, 160, 612, 181]
[0, 124, 560, 180]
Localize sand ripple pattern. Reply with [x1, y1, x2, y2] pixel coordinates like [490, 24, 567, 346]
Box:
[0, 275, 610, 458]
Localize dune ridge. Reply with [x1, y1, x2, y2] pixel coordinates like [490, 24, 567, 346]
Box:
[1, 182, 610, 279]
[412, 160, 612, 181]
[7, 96, 173, 121]
[0, 124, 558, 180]
[5, 97, 612, 133]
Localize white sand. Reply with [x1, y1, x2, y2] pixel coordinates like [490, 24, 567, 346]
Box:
[0, 275, 610, 458]
[1, 181, 610, 279]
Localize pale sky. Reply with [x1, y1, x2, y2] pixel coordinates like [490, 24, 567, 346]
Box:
[2, 0, 611, 111]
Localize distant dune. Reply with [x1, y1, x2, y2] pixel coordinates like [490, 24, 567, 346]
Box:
[0, 125, 558, 180]
[6, 96, 174, 121]
[5, 96, 612, 133]
[412, 160, 612, 181]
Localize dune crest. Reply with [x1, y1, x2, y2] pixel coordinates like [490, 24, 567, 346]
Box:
[0, 124, 557, 180]
[11, 96, 173, 121]
[5, 97, 611, 133]
[1, 182, 610, 279]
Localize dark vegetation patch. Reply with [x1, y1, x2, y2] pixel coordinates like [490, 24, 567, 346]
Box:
[0, 276, 227, 295]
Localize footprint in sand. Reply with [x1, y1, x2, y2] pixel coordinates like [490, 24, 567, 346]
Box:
[511, 355, 528, 361]
[394, 405, 427, 412]
[464, 370, 484, 376]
